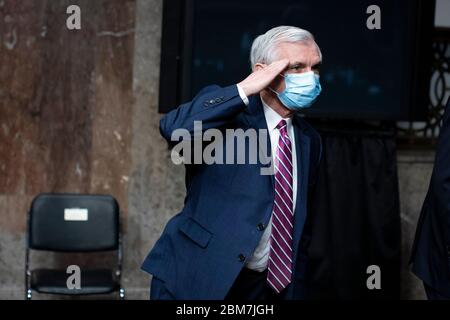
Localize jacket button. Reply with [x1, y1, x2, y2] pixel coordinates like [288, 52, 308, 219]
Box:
[209, 99, 215, 104]
[238, 254, 246, 262]
[257, 223, 265, 231]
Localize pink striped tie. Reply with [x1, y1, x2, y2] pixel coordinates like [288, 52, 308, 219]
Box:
[267, 119, 294, 293]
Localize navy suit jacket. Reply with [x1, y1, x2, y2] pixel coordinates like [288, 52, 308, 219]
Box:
[411, 98, 450, 295]
[141, 84, 322, 299]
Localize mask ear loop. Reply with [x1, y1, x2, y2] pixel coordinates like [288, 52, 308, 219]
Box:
[268, 87, 278, 95]
[268, 73, 286, 95]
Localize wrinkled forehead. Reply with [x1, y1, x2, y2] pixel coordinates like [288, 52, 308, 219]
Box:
[273, 41, 321, 64]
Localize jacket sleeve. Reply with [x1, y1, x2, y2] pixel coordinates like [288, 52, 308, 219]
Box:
[431, 98, 450, 246]
[159, 84, 247, 142]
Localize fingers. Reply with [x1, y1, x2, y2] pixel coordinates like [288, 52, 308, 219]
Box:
[261, 59, 289, 83]
[262, 59, 289, 84]
[238, 59, 289, 96]
[267, 59, 289, 73]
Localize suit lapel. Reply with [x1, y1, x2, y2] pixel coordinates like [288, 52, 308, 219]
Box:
[243, 95, 274, 187]
[244, 98, 311, 252]
[292, 117, 311, 256]
[244, 98, 314, 284]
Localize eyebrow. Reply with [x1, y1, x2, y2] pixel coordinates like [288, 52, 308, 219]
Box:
[289, 61, 307, 68]
[289, 61, 322, 68]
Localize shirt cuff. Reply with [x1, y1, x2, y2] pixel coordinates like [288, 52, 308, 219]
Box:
[236, 84, 249, 106]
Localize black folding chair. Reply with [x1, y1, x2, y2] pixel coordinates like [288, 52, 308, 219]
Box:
[25, 193, 125, 299]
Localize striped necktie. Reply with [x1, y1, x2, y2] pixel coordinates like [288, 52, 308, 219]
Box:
[267, 119, 294, 293]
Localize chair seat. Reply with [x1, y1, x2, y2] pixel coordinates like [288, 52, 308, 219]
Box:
[30, 268, 119, 295]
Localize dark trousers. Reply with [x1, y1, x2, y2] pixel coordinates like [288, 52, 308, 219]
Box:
[224, 267, 286, 301]
[424, 282, 450, 300]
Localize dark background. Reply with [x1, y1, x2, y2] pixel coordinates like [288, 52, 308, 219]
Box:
[159, 0, 434, 121]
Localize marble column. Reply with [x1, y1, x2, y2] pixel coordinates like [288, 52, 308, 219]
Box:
[398, 150, 434, 300]
[0, 0, 138, 299]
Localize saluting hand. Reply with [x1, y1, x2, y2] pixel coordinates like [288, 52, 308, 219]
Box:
[237, 59, 289, 97]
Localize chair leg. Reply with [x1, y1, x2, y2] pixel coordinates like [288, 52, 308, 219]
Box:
[26, 289, 32, 300]
[119, 288, 125, 300]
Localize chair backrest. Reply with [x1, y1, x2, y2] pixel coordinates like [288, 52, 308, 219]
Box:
[28, 193, 119, 252]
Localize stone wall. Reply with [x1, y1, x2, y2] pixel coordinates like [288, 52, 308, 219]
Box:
[398, 150, 434, 300]
[0, 0, 182, 299]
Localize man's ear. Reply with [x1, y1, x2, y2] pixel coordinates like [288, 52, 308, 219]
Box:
[253, 63, 266, 71]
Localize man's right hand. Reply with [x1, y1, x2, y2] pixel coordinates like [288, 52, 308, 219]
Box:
[237, 59, 289, 97]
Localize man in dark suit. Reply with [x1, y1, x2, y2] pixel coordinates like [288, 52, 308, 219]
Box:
[411, 97, 450, 300]
[141, 26, 323, 300]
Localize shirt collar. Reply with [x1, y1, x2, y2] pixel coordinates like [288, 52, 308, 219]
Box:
[261, 96, 293, 132]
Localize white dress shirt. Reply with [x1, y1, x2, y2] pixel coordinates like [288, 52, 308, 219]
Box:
[236, 84, 298, 272]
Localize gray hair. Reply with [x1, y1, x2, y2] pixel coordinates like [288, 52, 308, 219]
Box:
[250, 26, 322, 69]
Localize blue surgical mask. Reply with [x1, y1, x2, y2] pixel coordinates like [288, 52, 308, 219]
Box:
[270, 71, 322, 110]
